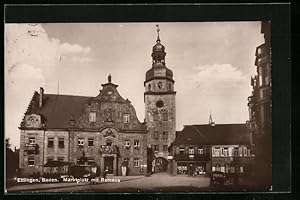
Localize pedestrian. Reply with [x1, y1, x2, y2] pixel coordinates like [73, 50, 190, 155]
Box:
[103, 166, 108, 179]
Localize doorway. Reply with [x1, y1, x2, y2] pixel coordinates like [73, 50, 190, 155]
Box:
[154, 157, 168, 172]
[104, 157, 114, 174]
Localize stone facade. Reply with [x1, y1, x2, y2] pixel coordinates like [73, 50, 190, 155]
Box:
[19, 77, 147, 176]
[144, 31, 176, 166]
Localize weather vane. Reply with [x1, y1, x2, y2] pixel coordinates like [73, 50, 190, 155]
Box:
[156, 24, 160, 42]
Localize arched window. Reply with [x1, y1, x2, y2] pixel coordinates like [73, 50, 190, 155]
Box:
[168, 83, 172, 91]
[148, 84, 151, 91]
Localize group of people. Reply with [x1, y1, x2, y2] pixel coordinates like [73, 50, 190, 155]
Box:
[89, 166, 109, 185]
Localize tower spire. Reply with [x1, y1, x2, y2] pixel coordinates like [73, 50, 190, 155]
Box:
[209, 111, 215, 126]
[108, 74, 112, 83]
[156, 24, 160, 42]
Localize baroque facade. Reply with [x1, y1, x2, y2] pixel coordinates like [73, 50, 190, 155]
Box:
[19, 76, 148, 176]
[247, 21, 272, 187]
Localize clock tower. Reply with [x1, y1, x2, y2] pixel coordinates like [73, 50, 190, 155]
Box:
[144, 25, 176, 163]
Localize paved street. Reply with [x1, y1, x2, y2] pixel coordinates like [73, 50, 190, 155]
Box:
[7, 173, 211, 193]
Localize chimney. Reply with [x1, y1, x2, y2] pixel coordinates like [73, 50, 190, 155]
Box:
[39, 87, 44, 108]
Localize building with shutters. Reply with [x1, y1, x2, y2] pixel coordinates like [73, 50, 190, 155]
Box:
[169, 119, 254, 178]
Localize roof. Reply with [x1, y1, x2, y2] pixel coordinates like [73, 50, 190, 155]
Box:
[173, 124, 250, 146]
[22, 93, 92, 129]
[145, 65, 174, 82]
[20, 80, 147, 131]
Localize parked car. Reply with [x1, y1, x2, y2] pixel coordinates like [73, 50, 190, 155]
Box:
[210, 171, 225, 187]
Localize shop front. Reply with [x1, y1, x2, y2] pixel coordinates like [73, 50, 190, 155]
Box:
[176, 161, 207, 176]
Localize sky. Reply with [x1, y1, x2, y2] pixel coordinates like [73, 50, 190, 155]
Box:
[5, 22, 264, 149]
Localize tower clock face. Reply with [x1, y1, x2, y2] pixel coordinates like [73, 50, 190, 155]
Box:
[157, 81, 163, 89]
[25, 115, 40, 127]
[156, 100, 164, 108]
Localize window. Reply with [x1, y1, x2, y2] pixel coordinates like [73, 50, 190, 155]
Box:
[257, 47, 262, 55]
[244, 147, 248, 156]
[162, 131, 168, 139]
[259, 67, 263, 87]
[88, 158, 94, 165]
[162, 111, 168, 121]
[57, 157, 64, 162]
[215, 164, 221, 172]
[29, 137, 36, 144]
[235, 165, 241, 173]
[134, 140, 140, 149]
[163, 145, 168, 152]
[240, 166, 244, 173]
[148, 84, 151, 91]
[239, 147, 243, 157]
[168, 83, 172, 91]
[58, 138, 64, 148]
[106, 140, 112, 146]
[247, 149, 251, 157]
[225, 164, 230, 173]
[133, 158, 139, 167]
[48, 138, 54, 148]
[188, 147, 194, 154]
[78, 138, 84, 147]
[124, 140, 130, 149]
[198, 148, 204, 155]
[230, 165, 235, 173]
[179, 147, 185, 155]
[88, 138, 94, 146]
[28, 157, 35, 167]
[223, 147, 229, 157]
[154, 145, 159, 152]
[221, 148, 224, 157]
[89, 112, 96, 122]
[153, 132, 159, 140]
[213, 147, 220, 157]
[153, 113, 159, 121]
[233, 147, 239, 157]
[123, 114, 130, 123]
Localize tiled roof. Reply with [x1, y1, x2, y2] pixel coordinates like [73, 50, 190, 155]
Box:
[173, 124, 250, 145]
[22, 93, 93, 129]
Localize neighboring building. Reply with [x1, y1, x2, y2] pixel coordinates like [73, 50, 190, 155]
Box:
[247, 21, 272, 187]
[144, 26, 176, 172]
[170, 120, 253, 178]
[19, 75, 148, 176]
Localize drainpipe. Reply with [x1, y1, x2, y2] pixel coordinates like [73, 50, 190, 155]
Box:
[42, 129, 45, 175]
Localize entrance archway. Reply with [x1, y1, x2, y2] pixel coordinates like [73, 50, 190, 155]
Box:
[153, 157, 168, 173]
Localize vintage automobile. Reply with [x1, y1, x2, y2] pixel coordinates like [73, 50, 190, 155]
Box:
[210, 171, 226, 187]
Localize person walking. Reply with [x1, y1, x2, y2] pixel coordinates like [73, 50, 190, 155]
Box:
[103, 166, 109, 179]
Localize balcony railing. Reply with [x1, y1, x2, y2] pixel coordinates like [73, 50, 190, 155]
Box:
[99, 145, 119, 154]
[174, 153, 210, 161]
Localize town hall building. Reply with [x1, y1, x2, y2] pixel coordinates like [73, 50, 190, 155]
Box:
[18, 26, 252, 178]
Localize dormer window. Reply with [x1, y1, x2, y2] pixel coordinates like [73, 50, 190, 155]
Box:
[189, 147, 195, 155]
[124, 140, 130, 149]
[134, 140, 140, 149]
[179, 147, 185, 155]
[89, 112, 96, 122]
[123, 114, 130, 123]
